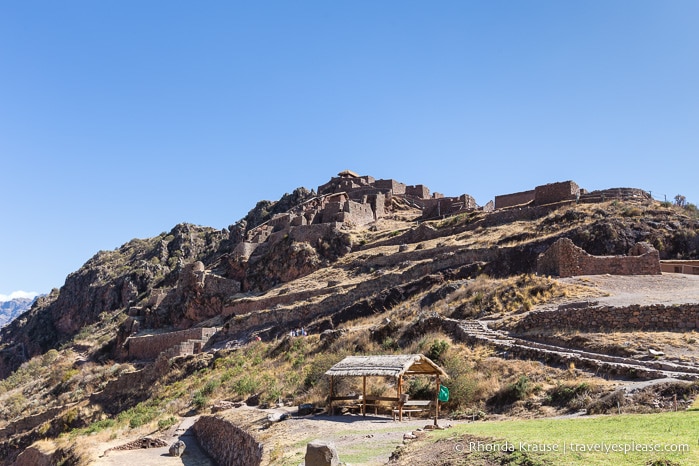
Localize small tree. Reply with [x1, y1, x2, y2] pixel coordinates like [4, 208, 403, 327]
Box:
[674, 194, 687, 207]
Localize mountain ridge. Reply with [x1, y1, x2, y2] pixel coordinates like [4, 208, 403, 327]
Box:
[0, 296, 36, 329]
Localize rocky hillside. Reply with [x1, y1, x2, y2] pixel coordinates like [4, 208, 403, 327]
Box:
[1, 173, 698, 465]
[1, 176, 698, 377]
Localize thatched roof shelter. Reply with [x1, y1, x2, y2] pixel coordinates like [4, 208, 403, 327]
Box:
[325, 354, 448, 378]
[325, 354, 448, 423]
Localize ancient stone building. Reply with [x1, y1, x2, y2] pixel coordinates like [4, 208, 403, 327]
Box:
[127, 327, 219, 360]
[537, 238, 661, 277]
[534, 181, 580, 206]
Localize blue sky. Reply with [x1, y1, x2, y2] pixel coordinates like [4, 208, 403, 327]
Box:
[1, 1, 697, 296]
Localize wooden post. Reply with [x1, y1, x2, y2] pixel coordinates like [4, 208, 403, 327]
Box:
[329, 375, 334, 416]
[362, 376, 367, 417]
[434, 375, 440, 427]
[397, 375, 403, 421]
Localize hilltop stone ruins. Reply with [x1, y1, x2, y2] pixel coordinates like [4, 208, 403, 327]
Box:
[231, 172, 652, 265]
[115, 172, 662, 362]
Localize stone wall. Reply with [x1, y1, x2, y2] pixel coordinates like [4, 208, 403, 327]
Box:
[514, 303, 699, 333]
[127, 327, 218, 360]
[534, 181, 580, 205]
[193, 414, 264, 466]
[537, 238, 661, 277]
[421, 194, 477, 219]
[494, 190, 535, 209]
[406, 184, 430, 199]
[660, 260, 699, 275]
[373, 178, 406, 195]
[341, 200, 376, 225]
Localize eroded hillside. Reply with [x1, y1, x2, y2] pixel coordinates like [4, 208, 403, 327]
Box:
[1, 173, 698, 465]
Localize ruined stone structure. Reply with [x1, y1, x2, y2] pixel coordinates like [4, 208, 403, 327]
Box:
[230, 171, 481, 260]
[495, 181, 650, 211]
[660, 260, 699, 275]
[534, 181, 580, 205]
[193, 415, 264, 466]
[127, 327, 219, 360]
[495, 181, 580, 210]
[537, 238, 661, 277]
[579, 188, 651, 203]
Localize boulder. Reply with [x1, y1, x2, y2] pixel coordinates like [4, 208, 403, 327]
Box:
[298, 403, 315, 416]
[305, 439, 340, 466]
[168, 440, 186, 457]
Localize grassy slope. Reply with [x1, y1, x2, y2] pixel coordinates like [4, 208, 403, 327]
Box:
[431, 410, 699, 465]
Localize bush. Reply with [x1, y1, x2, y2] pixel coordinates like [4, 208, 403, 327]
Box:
[427, 339, 449, 363]
[192, 391, 208, 410]
[489, 375, 538, 406]
[406, 377, 433, 400]
[158, 416, 178, 430]
[546, 382, 591, 408]
[304, 353, 345, 389]
[587, 390, 626, 414]
[233, 375, 259, 396]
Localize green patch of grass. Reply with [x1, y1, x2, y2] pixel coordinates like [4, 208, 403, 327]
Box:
[340, 439, 399, 463]
[434, 412, 699, 465]
[69, 418, 116, 437]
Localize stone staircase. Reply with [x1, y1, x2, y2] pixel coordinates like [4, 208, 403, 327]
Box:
[456, 319, 699, 380]
[162, 327, 218, 359]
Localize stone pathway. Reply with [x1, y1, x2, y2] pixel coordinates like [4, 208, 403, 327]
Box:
[453, 274, 699, 381]
[457, 319, 699, 380]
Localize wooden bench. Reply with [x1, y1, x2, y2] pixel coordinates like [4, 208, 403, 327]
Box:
[392, 400, 433, 421]
[362, 396, 400, 416]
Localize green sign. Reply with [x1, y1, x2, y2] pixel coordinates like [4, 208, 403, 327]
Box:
[438, 385, 450, 402]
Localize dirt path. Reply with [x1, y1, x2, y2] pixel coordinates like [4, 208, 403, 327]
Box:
[92, 415, 214, 466]
[203, 405, 455, 466]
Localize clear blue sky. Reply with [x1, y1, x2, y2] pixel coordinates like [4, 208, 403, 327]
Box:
[1, 1, 697, 296]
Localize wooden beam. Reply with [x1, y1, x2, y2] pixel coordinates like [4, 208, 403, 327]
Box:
[398, 375, 403, 421]
[434, 375, 440, 426]
[329, 375, 334, 416]
[362, 376, 367, 417]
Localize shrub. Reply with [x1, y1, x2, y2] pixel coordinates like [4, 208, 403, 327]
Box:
[304, 353, 344, 389]
[192, 391, 208, 410]
[489, 375, 538, 406]
[546, 382, 591, 408]
[158, 416, 178, 430]
[427, 339, 449, 363]
[233, 375, 259, 396]
[406, 376, 433, 400]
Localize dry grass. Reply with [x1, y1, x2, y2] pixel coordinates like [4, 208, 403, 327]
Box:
[447, 274, 601, 319]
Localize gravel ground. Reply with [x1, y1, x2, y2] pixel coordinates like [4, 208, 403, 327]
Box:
[560, 273, 699, 307]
